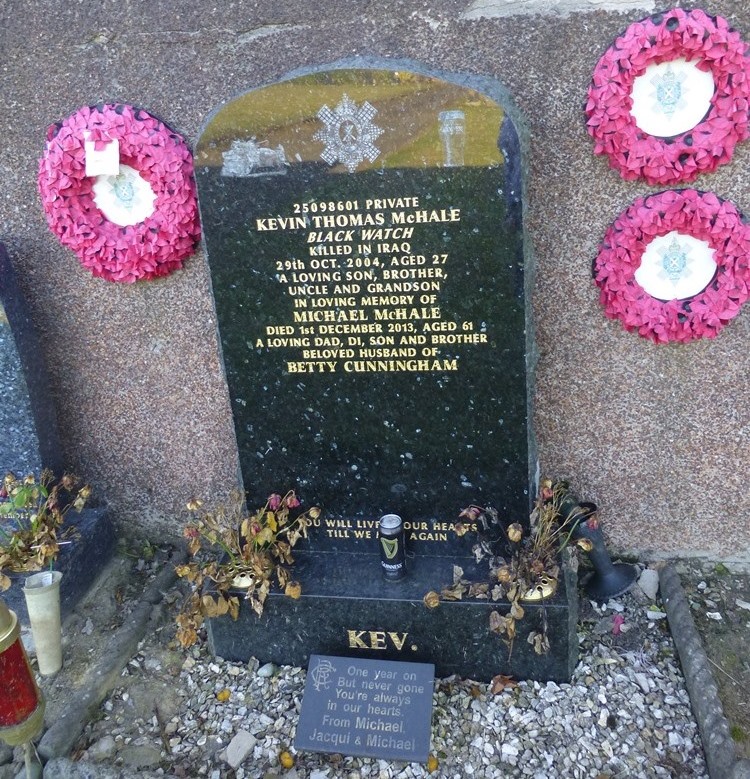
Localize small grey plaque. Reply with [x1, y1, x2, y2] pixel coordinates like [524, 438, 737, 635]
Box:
[295, 655, 434, 762]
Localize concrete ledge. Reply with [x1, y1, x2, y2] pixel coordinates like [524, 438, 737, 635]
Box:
[460, 0, 653, 19]
[660, 565, 750, 779]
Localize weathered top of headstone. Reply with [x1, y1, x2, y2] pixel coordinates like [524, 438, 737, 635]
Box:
[196, 67, 530, 554]
[0, 244, 62, 477]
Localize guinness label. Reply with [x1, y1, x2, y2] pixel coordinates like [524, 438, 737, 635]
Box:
[378, 514, 406, 580]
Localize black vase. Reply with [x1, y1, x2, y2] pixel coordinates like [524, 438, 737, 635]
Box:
[573, 502, 637, 602]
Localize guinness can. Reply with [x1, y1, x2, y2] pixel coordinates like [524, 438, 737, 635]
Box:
[379, 514, 406, 580]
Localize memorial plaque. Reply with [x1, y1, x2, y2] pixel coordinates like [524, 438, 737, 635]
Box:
[295, 655, 434, 762]
[198, 68, 576, 682]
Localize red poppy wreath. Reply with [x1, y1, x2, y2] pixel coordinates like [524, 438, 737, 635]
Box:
[585, 8, 750, 185]
[38, 103, 201, 283]
[593, 189, 750, 343]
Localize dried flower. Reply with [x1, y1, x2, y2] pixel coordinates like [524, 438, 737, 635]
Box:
[174, 489, 320, 649]
[0, 470, 89, 587]
[576, 538, 594, 552]
[496, 566, 512, 584]
[459, 505, 481, 522]
[507, 523, 523, 543]
[585, 515, 600, 531]
[283, 493, 301, 509]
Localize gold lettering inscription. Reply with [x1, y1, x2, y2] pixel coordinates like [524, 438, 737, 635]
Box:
[254, 195, 487, 374]
[347, 630, 409, 650]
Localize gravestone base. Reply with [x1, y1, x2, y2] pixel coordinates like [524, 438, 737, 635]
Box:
[207, 551, 578, 682]
[2, 507, 117, 624]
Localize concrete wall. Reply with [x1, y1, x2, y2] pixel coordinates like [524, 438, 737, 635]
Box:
[2, 0, 749, 560]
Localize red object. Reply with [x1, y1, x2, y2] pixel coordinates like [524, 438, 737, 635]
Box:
[0, 639, 38, 726]
[0, 597, 45, 745]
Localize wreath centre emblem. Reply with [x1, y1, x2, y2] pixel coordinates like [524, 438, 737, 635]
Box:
[314, 94, 383, 173]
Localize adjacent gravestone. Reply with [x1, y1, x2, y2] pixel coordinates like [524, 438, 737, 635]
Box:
[295, 655, 434, 762]
[196, 67, 576, 681]
[0, 243, 116, 623]
[0, 244, 62, 477]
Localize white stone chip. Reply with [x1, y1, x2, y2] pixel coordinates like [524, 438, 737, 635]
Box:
[637, 569, 660, 601]
[225, 730, 257, 770]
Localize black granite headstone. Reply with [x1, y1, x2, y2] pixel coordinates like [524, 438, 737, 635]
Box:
[0, 243, 115, 624]
[197, 66, 576, 681]
[295, 655, 434, 762]
[0, 244, 62, 477]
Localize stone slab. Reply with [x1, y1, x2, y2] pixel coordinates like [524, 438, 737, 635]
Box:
[295, 655, 434, 762]
[207, 550, 578, 682]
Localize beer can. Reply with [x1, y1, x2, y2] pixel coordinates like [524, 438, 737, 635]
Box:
[379, 514, 406, 580]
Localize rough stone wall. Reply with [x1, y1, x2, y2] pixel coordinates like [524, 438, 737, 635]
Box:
[1, 1, 749, 560]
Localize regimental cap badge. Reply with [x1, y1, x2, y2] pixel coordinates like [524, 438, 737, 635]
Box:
[314, 94, 383, 173]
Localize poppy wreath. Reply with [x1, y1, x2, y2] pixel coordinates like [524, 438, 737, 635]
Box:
[38, 103, 201, 283]
[593, 189, 750, 343]
[585, 8, 750, 185]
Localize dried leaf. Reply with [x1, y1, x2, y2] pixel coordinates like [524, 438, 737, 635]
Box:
[285, 581, 302, 600]
[216, 688, 231, 702]
[453, 522, 469, 537]
[491, 584, 504, 601]
[468, 582, 489, 598]
[440, 583, 466, 601]
[528, 631, 550, 655]
[256, 527, 274, 546]
[489, 610, 508, 635]
[227, 596, 240, 620]
[452, 565, 464, 584]
[510, 601, 525, 620]
[176, 626, 198, 648]
[490, 674, 518, 694]
[0, 572, 12, 591]
[215, 596, 230, 616]
[201, 595, 220, 617]
[423, 591, 441, 609]
[427, 754, 439, 773]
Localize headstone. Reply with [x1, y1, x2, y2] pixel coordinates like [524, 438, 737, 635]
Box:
[0, 244, 62, 477]
[295, 655, 434, 762]
[196, 67, 576, 681]
[0, 243, 115, 623]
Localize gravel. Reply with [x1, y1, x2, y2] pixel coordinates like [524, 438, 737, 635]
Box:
[0, 559, 713, 779]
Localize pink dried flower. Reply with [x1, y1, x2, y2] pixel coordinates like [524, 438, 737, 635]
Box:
[267, 494, 282, 511]
[284, 493, 301, 509]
